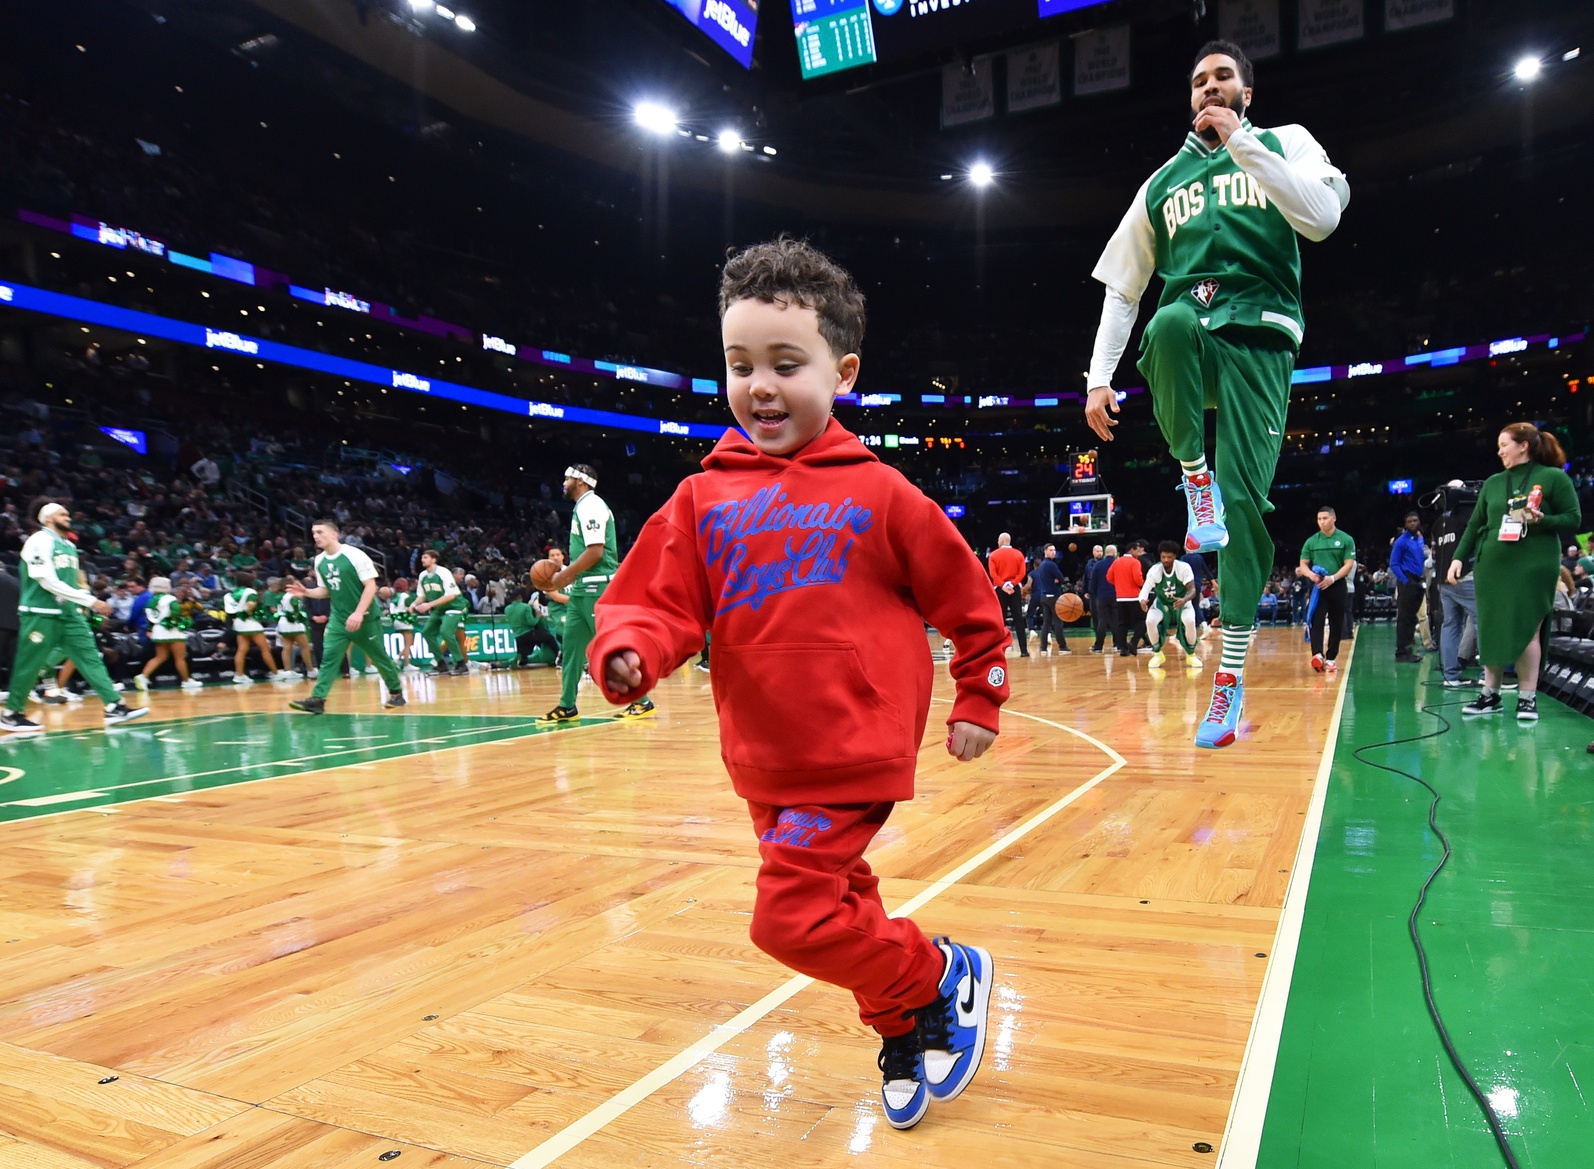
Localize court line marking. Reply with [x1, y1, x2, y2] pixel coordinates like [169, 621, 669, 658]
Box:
[1216, 639, 1356, 1168]
[0, 717, 622, 823]
[508, 704, 1127, 1169]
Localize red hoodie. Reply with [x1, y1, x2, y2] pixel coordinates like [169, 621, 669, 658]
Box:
[589, 419, 1010, 806]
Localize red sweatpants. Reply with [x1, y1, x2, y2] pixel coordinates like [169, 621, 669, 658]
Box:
[746, 801, 945, 1037]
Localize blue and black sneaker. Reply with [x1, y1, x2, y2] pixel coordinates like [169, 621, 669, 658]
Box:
[918, 937, 995, 1103]
[877, 1028, 929, 1129]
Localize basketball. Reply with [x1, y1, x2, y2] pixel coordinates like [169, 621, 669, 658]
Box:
[1055, 593, 1084, 622]
[529, 559, 559, 592]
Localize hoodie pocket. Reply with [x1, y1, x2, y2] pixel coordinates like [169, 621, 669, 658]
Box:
[714, 643, 911, 774]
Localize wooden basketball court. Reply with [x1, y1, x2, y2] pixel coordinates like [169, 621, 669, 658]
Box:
[0, 627, 1342, 1168]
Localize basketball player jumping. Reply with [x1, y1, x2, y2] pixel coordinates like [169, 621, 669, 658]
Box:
[1084, 39, 1349, 748]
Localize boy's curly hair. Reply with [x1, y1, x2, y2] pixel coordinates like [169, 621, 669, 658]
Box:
[718, 237, 866, 358]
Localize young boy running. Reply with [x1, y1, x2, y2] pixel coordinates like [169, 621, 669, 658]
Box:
[589, 239, 1009, 1130]
[1140, 541, 1203, 670]
[285, 519, 406, 714]
[1083, 39, 1348, 746]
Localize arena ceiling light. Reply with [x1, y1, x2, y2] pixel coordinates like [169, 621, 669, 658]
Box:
[969, 161, 995, 188]
[633, 101, 679, 136]
[409, 0, 434, 10]
[1513, 55, 1542, 81]
[717, 129, 742, 153]
[455, 15, 476, 32]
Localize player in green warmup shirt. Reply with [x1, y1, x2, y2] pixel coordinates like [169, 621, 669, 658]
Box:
[285, 519, 406, 714]
[413, 550, 471, 677]
[1084, 39, 1349, 748]
[541, 464, 653, 722]
[1297, 507, 1356, 673]
[0, 502, 147, 733]
[1139, 541, 1202, 670]
[504, 588, 559, 667]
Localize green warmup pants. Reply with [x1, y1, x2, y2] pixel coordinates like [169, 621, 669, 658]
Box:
[1147, 599, 1199, 655]
[8, 613, 118, 711]
[420, 609, 465, 665]
[312, 614, 402, 701]
[560, 591, 649, 711]
[1137, 303, 1295, 631]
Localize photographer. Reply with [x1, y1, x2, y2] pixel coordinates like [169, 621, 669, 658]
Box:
[1451, 424, 1581, 722]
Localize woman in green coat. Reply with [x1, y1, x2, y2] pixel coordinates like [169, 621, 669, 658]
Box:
[1449, 423, 1580, 722]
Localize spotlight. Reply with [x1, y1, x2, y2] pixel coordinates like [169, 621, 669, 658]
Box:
[436, 4, 456, 18]
[1513, 55, 1542, 81]
[409, 0, 434, 10]
[633, 101, 678, 136]
[970, 161, 995, 187]
[762, 145, 777, 156]
[455, 14, 476, 31]
[717, 128, 741, 153]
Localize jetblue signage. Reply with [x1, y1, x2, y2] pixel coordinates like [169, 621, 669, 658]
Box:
[661, 0, 758, 67]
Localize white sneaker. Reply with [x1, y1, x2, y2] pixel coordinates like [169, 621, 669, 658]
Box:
[233, 675, 254, 686]
[307, 668, 320, 679]
[273, 669, 296, 681]
[112, 681, 125, 692]
[180, 678, 204, 691]
[133, 674, 149, 692]
[44, 688, 83, 703]
[403, 663, 419, 673]
[363, 665, 380, 676]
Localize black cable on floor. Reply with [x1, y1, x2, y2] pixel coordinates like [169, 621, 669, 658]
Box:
[1348, 679, 1522, 1169]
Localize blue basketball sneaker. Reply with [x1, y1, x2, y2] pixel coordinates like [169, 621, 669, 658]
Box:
[1195, 670, 1244, 749]
[918, 937, 995, 1103]
[1179, 471, 1229, 554]
[877, 1029, 929, 1129]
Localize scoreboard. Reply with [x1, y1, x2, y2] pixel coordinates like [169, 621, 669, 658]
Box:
[793, 0, 1116, 81]
[794, 0, 878, 78]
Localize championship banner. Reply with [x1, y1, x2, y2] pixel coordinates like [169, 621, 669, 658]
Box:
[942, 55, 996, 128]
[1007, 42, 1062, 114]
[1297, 0, 1364, 50]
[1219, 0, 1281, 60]
[1384, 0, 1452, 32]
[1073, 25, 1131, 96]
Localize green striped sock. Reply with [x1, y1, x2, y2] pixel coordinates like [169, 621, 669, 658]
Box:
[1221, 626, 1252, 677]
[1180, 456, 1209, 478]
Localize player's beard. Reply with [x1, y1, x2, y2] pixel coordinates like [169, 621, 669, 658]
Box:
[1191, 92, 1245, 144]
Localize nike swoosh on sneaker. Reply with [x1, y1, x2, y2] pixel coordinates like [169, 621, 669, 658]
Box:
[957, 973, 977, 1023]
[1268, 428, 1280, 435]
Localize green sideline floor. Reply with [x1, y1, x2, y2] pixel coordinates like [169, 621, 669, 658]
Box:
[0, 711, 590, 823]
[1258, 626, 1594, 1167]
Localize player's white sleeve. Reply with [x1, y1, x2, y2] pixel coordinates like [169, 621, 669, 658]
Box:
[577, 494, 612, 548]
[435, 568, 461, 598]
[1087, 288, 1141, 390]
[1228, 124, 1349, 243]
[1087, 174, 1156, 389]
[1138, 563, 1161, 604]
[22, 532, 97, 608]
[1091, 174, 1157, 301]
[343, 544, 381, 583]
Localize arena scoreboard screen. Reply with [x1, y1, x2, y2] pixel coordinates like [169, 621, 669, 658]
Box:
[794, 0, 1115, 80]
[660, 0, 758, 68]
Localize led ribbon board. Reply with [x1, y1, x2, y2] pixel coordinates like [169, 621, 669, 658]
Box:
[0, 280, 726, 441]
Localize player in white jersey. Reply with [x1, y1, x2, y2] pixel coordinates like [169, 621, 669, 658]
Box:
[1140, 541, 1202, 670]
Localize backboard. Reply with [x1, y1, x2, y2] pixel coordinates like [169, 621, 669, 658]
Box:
[1049, 493, 1116, 535]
